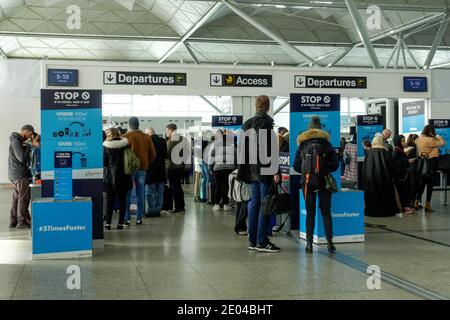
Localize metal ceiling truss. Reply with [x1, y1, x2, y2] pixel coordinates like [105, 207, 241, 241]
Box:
[401, 38, 420, 69]
[187, 0, 449, 13]
[0, 46, 7, 59]
[158, 2, 223, 64]
[344, 0, 381, 68]
[305, 12, 446, 69]
[423, 13, 450, 69]
[184, 42, 200, 64]
[223, 0, 318, 66]
[200, 96, 222, 114]
[273, 98, 290, 116]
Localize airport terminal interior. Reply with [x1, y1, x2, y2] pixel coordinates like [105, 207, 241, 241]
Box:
[0, 0, 450, 301]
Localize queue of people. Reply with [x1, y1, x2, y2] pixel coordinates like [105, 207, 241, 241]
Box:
[363, 125, 446, 217]
[102, 118, 190, 229]
[7, 104, 446, 259]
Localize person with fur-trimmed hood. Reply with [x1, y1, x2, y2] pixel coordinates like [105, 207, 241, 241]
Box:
[293, 116, 339, 254]
[103, 127, 133, 230]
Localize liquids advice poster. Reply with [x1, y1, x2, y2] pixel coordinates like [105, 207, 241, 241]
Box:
[41, 89, 104, 242]
[289, 93, 341, 231]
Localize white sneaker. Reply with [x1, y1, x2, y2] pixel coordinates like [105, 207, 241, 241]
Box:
[223, 205, 231, 211]
[212, 205, 222, 211]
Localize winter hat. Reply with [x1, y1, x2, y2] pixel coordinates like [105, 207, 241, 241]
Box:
[308, 116, 324, 130]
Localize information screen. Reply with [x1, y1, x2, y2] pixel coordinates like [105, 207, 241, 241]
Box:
[48, 69, 79, 87]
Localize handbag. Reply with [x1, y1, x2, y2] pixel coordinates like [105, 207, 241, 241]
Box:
[262, 183, 292, 216]
[416, 153, 433, 179]
[324, 174, 338, 193]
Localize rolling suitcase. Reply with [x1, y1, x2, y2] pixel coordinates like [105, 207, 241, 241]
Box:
[162, 185, 174, 211]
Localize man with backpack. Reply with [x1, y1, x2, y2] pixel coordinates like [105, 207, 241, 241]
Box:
[123, 117, 156, 226]
[293, 116, 339, 254]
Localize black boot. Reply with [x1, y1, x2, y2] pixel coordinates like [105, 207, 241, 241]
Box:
[327, 240, 336, 254]
[305, 241, 313, 254]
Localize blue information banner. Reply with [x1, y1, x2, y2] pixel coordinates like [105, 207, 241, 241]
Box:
[41, 89, 103, 242]
[48, 69, 79, 87]
[54, 152, 73, 201]
[289, 93, 341, 186]
[402, 100, 425, 134]
[404, 77, 427, 92]
[289, 93, 341, 232]
[430, 119, 450, 155]
[32, 199, 92, 259]
[356, 115, 383, 158]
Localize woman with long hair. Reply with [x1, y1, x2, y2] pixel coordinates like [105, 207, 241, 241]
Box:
[405, 134, 419, 208]
[415, 125, 446, 212]
[103, 128, 133, 230]
[392, 135, 414, 214]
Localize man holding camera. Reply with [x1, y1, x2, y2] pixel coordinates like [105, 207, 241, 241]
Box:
[8, 125, 35, 228]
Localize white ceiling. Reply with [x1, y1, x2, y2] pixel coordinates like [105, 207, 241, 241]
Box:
[0, 0, 449, 68]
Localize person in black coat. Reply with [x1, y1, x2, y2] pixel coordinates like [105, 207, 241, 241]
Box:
[103, 128, 133, 230]
[405, 134, 419, 208]
[362, 136, 397, 217]
[392, 135, 414, 214]
[237, 95, 281, 253]
[145, 128, 168, 218]
[293, 116, 339, 254]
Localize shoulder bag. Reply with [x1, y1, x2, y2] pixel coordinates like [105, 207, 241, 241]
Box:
[262, 183, 292, 216]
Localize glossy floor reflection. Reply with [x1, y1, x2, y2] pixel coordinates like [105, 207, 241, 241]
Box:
[0, 189, 449, 300]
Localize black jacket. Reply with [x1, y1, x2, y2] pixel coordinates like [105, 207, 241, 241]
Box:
[147, 135, 167, 184]
[237, 111, 276, 183]
[103, 138, 133, 193]
[363, 148, 397, 217]
[293, 129, 339, 186]
[392, 148, 409, 181]
[8, 132, 31, 182]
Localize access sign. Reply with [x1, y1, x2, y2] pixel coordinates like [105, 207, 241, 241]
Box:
[104, 71, 187, 86]
[210, 74, 272, 88]
[294, 75, 367, 89]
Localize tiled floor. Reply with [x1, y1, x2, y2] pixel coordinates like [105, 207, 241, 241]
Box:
[0, 189, 449, 300]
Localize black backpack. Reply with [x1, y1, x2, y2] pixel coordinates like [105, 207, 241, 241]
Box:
[300, 140, 327, 193]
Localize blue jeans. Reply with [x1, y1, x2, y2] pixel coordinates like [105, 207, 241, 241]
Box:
[200, 161, 210, 200]
[146, 182, 165, 214]
[125, 170, 147, 221]
[248, 181, 271, 246]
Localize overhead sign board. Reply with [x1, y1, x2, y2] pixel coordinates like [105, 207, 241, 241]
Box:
[210, 73, 272, 87]
[294, 75, 367, 89]
[48, 69, 79, 87]
[104, 71, 187, 86]
[404, 77, 428, 92]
